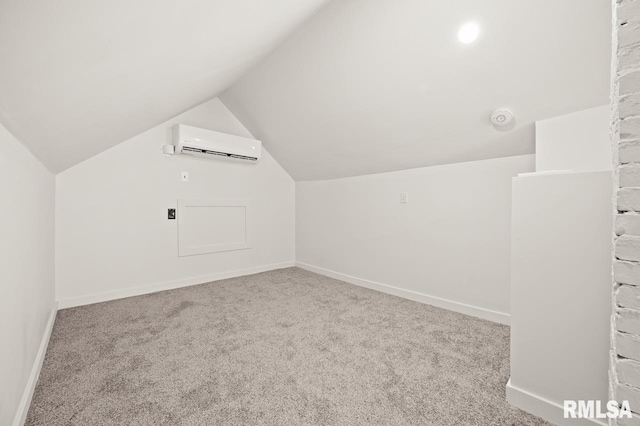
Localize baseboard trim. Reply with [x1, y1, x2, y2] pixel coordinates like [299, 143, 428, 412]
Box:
[57, 261, 295, 309]
[13, 302, 57, 426]
[506, 379, 607, 426]
[295, 262, 510, 325]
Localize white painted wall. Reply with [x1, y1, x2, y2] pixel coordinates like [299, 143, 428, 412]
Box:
[0, 123, 55, 425]
[55, 98, 295, 306]
[296, 154, 535, 323]
[508, 171, 612, 426]
[535, 105, 611, 173]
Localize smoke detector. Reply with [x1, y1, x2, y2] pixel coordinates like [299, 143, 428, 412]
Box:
[491, 109, 514, 127]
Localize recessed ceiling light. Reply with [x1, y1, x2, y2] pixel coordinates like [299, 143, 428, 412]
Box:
[458, 22, 480, 44]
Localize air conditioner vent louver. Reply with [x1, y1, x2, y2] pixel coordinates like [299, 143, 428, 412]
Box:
[181, 146, 258, 161]
[173, 124, 261, 164]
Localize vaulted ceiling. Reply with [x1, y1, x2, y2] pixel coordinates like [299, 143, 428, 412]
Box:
[0, 0, 329, 172]
[0, 0, 610, 179]
[221, 0, 611, 180]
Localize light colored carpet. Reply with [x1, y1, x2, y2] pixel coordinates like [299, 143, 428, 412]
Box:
[26, 267, 547, 425]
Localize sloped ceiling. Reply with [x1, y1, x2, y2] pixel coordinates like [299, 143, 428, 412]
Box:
[0, 0, 330, 172]
[221, 0, 611, 181]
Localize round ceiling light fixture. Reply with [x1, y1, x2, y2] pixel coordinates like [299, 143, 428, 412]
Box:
[458, 22, 480, 44]
[491, 109, 514, 127]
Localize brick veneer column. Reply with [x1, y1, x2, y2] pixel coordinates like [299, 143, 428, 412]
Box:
[612, 0, 640, 424]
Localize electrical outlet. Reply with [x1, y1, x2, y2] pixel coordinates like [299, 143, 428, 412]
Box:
[181, 171, 189, 182]
[400, 192, 408, 204]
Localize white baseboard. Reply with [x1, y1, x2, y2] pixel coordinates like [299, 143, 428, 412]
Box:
[57, 261, 295, 309]
[13, 302, 58, 426]
[295, 261, 510, 325]
[506, 379, 607, 426]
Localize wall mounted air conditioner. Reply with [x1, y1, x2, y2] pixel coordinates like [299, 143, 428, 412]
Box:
[172, 124, 261, 163]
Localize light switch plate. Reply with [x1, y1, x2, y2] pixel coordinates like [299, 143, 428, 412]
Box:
[181, 171, 189, 182]
[400, 192, 408, 204]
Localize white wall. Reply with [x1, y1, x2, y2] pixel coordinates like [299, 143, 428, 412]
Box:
[535, 105, 611, 173]
[296, 154, 535, 323]
[55, 98, 295, 306]
[0, 123, 55, 425]
[508, 171, 612, 426]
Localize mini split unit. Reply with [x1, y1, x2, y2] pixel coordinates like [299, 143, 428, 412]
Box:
[163, 124, 262, 163]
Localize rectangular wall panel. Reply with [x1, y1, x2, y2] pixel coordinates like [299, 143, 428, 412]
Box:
[535, 105, 611, 173]
[508, 171, 612, 425]
[178, 199, 251, 256]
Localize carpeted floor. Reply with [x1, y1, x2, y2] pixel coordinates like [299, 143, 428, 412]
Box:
[26, 267, 547, 425]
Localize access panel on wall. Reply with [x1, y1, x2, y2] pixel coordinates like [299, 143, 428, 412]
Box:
[177, 199, 251, 256]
